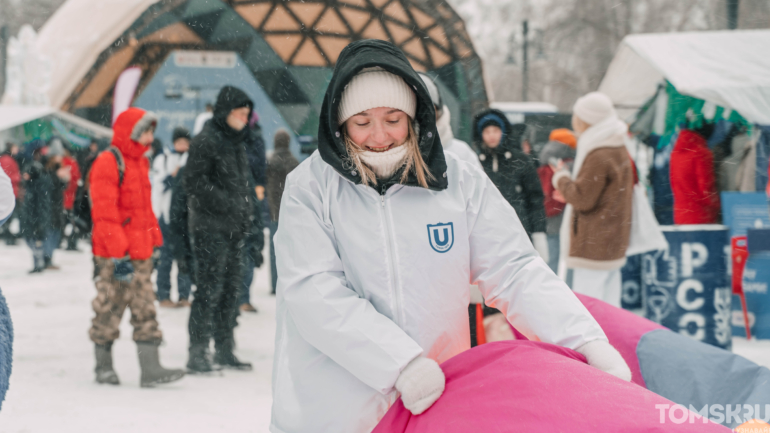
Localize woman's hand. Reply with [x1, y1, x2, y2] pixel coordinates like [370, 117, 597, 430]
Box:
[553, 189, 566, 203]
[575, 340, 632, 381]
[395, 357, 445, 415]
[57, 166, 72, 182]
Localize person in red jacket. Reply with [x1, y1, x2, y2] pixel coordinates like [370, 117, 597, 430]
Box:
[88, 107, 184, 388]
[670, 129, 720, 225]
[0, 143, 21, 245]
[61, 148, 81, 250]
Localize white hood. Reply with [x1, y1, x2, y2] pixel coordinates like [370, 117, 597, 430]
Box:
[271, 151, 607, 433]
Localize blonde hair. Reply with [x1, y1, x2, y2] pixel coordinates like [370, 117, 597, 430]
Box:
[342, 119, 434, 188]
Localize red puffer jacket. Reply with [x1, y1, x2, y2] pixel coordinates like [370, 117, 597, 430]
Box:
[61, 156, 81, 210]
[89, 108, 162, 260]
[670, 129, 719, 225]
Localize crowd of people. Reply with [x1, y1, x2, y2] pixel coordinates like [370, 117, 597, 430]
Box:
[83, 88, 303, 384]
[0, 42, 638, 431]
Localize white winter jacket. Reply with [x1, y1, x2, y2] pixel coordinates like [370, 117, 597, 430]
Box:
[150, 151, 187, 225]
[271, 151, 608, 433]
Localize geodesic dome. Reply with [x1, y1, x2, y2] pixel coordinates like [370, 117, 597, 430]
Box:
[39, 0, 488, 141]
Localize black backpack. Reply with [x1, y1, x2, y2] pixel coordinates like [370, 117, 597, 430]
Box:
[77, 147, 126, 229]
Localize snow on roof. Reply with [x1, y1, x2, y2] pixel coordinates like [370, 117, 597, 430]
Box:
[490, 102, 559, 113]
[35, 0, 160, 109]
[599, 29, 770, 125]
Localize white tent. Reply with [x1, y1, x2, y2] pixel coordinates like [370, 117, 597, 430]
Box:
[599, 30, 770, 125]
[0, 105, 113, 138]
[35, 0, 160, 109]
[0, 105, 54, 132]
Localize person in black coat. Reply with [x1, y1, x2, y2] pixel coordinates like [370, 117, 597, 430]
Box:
[265, 129, 299, 294]
[473, 109, 549, 260]
[20, 141, 54, 272]
[183, 85, 254, 373]
[239, 114, 266, 313]
[169, 165, 194, 283]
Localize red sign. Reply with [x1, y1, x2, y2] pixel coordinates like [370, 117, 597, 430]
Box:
[732, 236, 749, 295]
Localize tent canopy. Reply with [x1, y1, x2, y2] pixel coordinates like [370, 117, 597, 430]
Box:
[0, 105, 113, 139]
[599, 30, 770, 125]
[0, 105, 55, 132]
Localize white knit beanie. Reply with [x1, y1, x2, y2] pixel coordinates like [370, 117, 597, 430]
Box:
[573, 92, 616, 125]
[337, 67, 416, 125]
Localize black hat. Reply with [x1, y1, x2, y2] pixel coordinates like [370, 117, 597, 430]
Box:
[172, 127, 191, 142]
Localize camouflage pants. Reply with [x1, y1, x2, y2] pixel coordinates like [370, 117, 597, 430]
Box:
[89, 257, 162, 345]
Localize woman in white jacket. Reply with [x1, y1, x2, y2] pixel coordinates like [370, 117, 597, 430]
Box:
[271, 40, 630, 433]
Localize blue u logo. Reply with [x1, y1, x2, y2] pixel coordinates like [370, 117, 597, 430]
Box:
[427, 222, 454, 253]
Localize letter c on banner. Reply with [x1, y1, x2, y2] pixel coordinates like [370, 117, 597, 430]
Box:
[677, 279, 705, 310]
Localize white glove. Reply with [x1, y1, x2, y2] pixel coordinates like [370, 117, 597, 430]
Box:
[395, 357, 445, 415]
[532, 232, 549, 263]
[575, 340, 632, 381]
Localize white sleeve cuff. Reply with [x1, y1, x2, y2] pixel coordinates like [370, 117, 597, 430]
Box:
[552, 170, 571, 189]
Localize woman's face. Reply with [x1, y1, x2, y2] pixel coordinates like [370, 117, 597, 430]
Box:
[138, 129, 155, 146]
[344, 107, 409, 152]
[482, 125, 502, 148]
[227, 107, 251, 131]
[571, 114, 590, 135]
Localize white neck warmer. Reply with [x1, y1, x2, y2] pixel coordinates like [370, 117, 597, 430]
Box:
[436, 105, 454, 147]
[358, 144, 409, 179]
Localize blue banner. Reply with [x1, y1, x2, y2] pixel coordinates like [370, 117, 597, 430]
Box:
[621, 255, 642, 310]
[642, 226, 732, 349]
[720, 192, 770, 238]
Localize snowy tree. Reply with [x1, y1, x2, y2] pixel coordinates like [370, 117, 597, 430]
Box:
[447, 0, 770, 110]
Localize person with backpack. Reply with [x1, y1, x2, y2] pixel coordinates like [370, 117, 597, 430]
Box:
[151, 127, 193, 308]
[88, 107, 185, 388]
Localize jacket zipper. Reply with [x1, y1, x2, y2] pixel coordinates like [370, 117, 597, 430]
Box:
[380, 189, 403, 328]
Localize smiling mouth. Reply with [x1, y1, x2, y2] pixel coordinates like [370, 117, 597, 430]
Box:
[365, 144, 393, 153]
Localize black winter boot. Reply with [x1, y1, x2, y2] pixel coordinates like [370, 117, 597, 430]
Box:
[136, 341, 185, 388]
[95, 343, 120, 385]
[214, 338, 253, 371]
[187, 343, 222, 374]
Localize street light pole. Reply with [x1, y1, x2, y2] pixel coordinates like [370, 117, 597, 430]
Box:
[727, 0, 739, 29]
[522, 20, 529, 102]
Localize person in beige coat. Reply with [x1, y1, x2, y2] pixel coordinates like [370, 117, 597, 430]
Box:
[552, 92, 634, 307]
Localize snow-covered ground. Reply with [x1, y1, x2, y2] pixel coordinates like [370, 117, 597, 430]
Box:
[0, 242, 276, 432]
[0, 241, 769, 433]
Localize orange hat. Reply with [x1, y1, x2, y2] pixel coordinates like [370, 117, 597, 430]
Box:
[549, 128, 576, 149]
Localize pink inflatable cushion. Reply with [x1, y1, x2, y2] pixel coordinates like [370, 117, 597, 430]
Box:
[374, 340, 728, 433]
[573, 293, 666, 387]
[510, 293, 665, 387]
